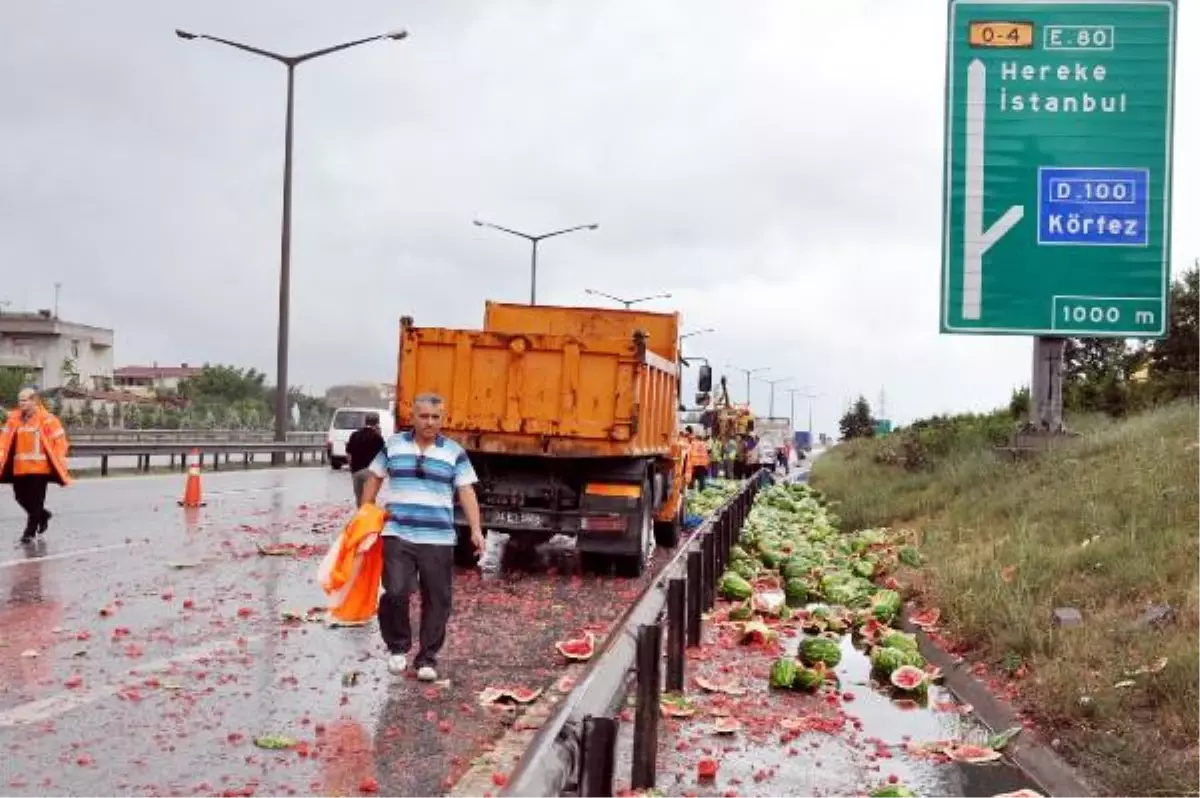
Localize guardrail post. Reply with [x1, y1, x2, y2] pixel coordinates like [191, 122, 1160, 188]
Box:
[169, 453, 175, 469]
[100, 455, 108, 477]
[665, 578, 685, 692]
[579, 715, 617, 797]
[686, 550, 702, 647]
[701, 531, 715, 609]
[715, 514, 728, 576]
[631, 621, 662, 791]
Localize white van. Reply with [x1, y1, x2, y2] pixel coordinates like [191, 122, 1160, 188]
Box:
[326, 407, 394, 470]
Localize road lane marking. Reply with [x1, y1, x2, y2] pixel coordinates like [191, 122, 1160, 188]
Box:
[0, 541, 139, 570]
[0, 635, 264, 727]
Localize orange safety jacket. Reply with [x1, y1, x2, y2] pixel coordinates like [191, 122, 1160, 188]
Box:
[689, 438, 711, 467]
[0, 405, 72, 485]
[318, 504, 386, 625]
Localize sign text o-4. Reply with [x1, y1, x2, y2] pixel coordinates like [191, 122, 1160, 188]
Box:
[969, 20, 1034, 48]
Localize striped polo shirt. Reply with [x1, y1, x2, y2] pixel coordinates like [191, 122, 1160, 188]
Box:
[368, 431, 478, 546]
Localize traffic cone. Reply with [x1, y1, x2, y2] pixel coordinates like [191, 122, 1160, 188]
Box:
[178, 449, 206, 508]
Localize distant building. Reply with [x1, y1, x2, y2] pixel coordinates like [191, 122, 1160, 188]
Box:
[112, 363, 203, 397]
[0, 310, 114, 391]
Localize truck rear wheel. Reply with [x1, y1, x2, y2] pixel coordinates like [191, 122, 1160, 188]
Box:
[653, 498, 683, 549]
[616, 480, 653, 578]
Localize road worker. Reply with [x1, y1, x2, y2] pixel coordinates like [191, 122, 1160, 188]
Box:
[0, 388, 71, 543]
[688, 431, 710, 490]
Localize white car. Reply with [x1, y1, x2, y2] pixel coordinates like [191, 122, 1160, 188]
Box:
[326, 407, 394, 470]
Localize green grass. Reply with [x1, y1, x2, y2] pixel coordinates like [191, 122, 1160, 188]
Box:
[812, 401, 1200, 797]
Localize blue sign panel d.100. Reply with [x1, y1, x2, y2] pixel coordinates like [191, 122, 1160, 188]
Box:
[1038, 167, 1149, 247]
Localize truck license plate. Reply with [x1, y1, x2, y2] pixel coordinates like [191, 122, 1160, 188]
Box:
[490, 510, 545, 528]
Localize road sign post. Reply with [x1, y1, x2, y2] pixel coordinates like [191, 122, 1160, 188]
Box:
[941, 0, 1177, 431]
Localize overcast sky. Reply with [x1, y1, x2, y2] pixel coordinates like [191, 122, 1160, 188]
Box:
[2, 1, 1196, 434]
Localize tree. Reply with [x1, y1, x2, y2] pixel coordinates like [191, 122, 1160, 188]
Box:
[95, 404, 111, 429]
[179, 365, 267, 404]
[1147, 263, 1199, 400]
[62, 406, 80, 428]
[79, 399, 95, 428]
[111, 403, 123, 428]
[0, 368, 32, 408]
[839, 396, 876, 441]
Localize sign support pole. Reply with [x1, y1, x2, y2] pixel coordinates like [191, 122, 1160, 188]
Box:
[1030, 336, 1066, 433]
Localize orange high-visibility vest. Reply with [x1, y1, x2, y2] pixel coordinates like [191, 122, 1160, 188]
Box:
[689, 438, 711, 467]
[0, 406, 71, 484]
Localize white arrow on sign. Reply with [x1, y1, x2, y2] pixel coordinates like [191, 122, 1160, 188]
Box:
[963, 58, 1024, 320]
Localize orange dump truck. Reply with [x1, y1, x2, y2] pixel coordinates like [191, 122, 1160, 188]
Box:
[392, 301, 694, 575]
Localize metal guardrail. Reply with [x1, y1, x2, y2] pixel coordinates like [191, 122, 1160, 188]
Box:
[502, 471, 772, 797]
[68, 441, 328, 476]
[65, 429, 326, 443]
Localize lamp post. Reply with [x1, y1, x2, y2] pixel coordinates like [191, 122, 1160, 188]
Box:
[785, 387, 820, 441]
[726, 365, 768, 408]
[583, 288, 672, 309]
[758, 376, 792, 419]
[177, 27, 408, 457]
[474, 220, 599, 305]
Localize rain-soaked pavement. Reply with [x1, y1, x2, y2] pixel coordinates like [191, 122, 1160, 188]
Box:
[0, 467, 670, 796]
[614, 604, 1043, 797]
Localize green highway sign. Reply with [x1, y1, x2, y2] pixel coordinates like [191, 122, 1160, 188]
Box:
[941, 0, 1177, 337]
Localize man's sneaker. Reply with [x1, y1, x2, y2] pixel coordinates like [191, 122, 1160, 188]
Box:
[37, 511, 51, 535]
[387, 653, 407, 675]
[416, 665, 437, 682]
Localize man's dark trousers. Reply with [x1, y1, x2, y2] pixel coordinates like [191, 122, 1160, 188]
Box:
[378, 536, 455, 668]
[13, 475, 50, 536]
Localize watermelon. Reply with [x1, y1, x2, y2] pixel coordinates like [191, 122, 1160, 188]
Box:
[784, 578, 808, 607]
[869, 785, 916, 797]
[718, 571, 753, 600]
[478, 686, 543, 705]
[659, 693, 697, 718]
[911, 607, 941, 628]
[711, 716, 742, 735]
[728, 600, 754, 621]
[889, 665, 927, 693]
[799, 636, 842, 668]
[870, 590, 902, 623]
[732, 559, 758, 582]
[793, 663, 826, 692]
[898, 546, 922, 567]
[852, 558, 877, 579]
[881, 630, 919, 654]
[769, 658, 798, 689]
[948, 744, 1003, 763]
[729, 544, 750, 562]
[554, 633, 595, 662]
[869, 646, 906, 676]
[759, 548, 784, 569]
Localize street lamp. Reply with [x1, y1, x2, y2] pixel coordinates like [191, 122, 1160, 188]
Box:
[474, 220, 599, 305]
[679, 328, 715, 341]
[177, 27, 408, 456]
[726, 365, 769, 407]
[757, 376, 792, 418]
[785, 387, 820, 440]
[583, 288, 673, 309]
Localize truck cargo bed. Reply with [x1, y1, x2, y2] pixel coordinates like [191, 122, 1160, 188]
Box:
[396, 319, 678, 458]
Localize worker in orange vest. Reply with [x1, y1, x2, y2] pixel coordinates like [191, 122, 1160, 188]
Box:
[0, 388, 72, 543]
[688, 431, 711, 491]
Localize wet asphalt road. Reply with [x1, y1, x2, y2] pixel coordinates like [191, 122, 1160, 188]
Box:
[0, 467, 665, 797]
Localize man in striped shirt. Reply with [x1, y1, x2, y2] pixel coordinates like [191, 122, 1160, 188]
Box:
[360, 393, 485, 681]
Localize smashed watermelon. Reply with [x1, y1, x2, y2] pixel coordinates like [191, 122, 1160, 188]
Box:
[554, 633, 596, 662]
[889, 665, 927, 694]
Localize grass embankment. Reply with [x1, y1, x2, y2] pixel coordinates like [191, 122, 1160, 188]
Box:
[811, 402, 1199, 797]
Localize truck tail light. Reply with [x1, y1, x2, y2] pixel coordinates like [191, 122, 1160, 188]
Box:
[584, 483, 641, 499]
[580, 514, 626, 532]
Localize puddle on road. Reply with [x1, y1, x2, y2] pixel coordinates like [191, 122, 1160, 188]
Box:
[615, 623, 1040, 798]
